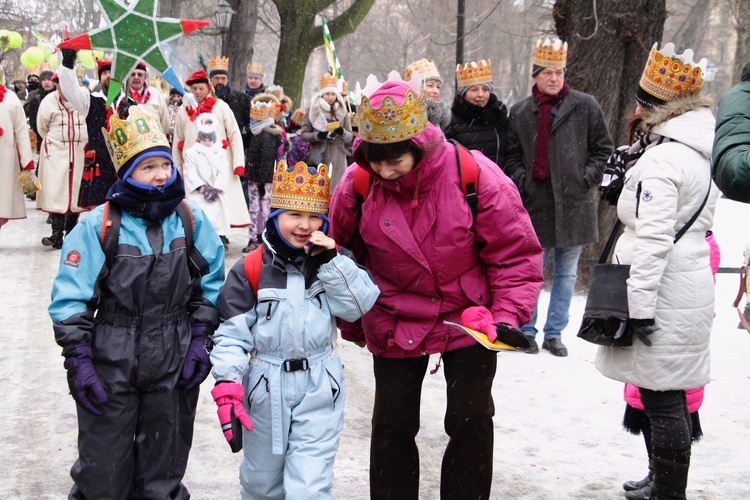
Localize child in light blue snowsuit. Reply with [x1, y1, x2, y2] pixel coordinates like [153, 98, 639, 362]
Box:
[210, 160, 379, 499]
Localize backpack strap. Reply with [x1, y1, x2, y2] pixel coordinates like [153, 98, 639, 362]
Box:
[352, 166, 372, 213]
[100, 201, 121, 270]
[243, 246, 264, 297]
[100, 200, 198, 278]
[448, 139, 479, 219]
[175, 200, 200, 280]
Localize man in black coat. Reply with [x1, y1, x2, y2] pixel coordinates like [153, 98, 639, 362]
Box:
[505, 39, 613, 357]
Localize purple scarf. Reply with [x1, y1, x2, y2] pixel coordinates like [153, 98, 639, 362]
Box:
[531, 81, 570, 181]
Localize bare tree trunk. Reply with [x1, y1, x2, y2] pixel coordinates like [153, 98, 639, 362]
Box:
[671, 0, 712, 53]
[227, 0, 259, 88]
[553, 0, 667, 286]
[271, 0, 376, 108]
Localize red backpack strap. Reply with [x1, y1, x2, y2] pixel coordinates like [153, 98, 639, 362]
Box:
[243, 245, 264, 297]
[352, 166, 372, 213]
[448, 139, 479, 219]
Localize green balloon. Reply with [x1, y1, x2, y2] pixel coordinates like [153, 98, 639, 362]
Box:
[6, 31, 22, 49]
[24, 47, 44, 67]
[20, 52, 31, 68]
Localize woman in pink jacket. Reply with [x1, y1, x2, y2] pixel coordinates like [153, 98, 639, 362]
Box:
[330, 71, 543, 499]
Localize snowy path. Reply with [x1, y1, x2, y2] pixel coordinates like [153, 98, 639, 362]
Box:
[2, 197, 749, 499]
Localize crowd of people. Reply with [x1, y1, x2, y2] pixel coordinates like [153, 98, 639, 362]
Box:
[0, 34, 748, 500]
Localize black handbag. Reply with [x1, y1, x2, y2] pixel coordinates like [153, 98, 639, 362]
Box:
[577, 220, 633, 346]
[577, 182, 711, 347]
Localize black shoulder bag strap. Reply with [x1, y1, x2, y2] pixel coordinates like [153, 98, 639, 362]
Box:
[599, 179, 711, 264]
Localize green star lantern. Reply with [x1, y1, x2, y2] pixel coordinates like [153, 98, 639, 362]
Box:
[58, 0, 209, 105]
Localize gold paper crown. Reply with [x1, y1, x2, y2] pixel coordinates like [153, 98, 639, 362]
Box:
[246, 62, 264, 77]
[103, 105, 170, 170]
[456, 60, 492, 88]
[320, 73, 338, 91]
[250, 93, 281, 122]
[532, 38, 568, 69]
[76, 66, 85, 78]
[341, 80, 348, 94]
[209, 56, 229, 73]
[270, 160, 330, 214]
[356, 70, 428, 144]
[31, 61, 53, 76]
[149, 75, 169, 95]
[266, 84, 284, 100]
[639, 42, 707, 102]
[405, 58, 440, 82]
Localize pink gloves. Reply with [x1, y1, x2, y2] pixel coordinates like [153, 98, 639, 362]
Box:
[461, 306, 498, 342]
[211, 382, 253, 452]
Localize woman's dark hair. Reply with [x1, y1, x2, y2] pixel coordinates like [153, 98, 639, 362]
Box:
[357, 139, 423, 165]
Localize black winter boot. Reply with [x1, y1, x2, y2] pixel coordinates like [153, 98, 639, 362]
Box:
[64, 213, 79, 236]
[651, 445, 691, 500]
[42, 214, 65, 249]
[624, 472, 653, 491]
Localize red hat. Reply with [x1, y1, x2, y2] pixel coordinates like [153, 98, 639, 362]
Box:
[97, 60, 112, 78]
[185, 69, 210, 86]
[135, 62, 147, 72]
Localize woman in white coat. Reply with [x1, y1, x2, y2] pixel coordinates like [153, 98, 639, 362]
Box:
[0, 84, 35, 230]
[595, 43, 719, 500]
[36, 79, 87, 248]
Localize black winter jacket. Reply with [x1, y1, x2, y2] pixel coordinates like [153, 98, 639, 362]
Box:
[246, 125, 283, 184]
[445, 93, 512, 168]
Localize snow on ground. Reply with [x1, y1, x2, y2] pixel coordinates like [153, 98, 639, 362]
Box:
[2, 196, 749, 499]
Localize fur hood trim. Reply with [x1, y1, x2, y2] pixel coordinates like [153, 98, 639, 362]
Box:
[637, 94, 714, 134]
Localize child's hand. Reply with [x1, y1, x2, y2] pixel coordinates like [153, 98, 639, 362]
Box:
[305, 231, 336, 256]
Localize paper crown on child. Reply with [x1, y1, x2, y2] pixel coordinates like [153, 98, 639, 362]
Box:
[356, 70, 428, 144]
[209, 56, 229, 76]
[250, 93, 281, 122]
[246, 62, 264, 77]
[103, 105, 170, 171]
[270, 160, 331, 214]
[290, 109, 305, 127]
[456, 59, 492, 88]
[637, 42, 707, 106]
[532, 38, 568, 70]
[404, 58, 441, 83]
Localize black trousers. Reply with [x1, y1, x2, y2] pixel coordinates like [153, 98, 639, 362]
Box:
[639, 388, 692, 500]
[370, 344, 497, 499]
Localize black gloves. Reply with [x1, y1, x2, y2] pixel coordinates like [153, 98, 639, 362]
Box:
[117, 96, 138, 119]
[316, 130, 328, 141]
[631, 318, 658, 346]
[334, 126, 344, 135]
[61, 49, 78, 69]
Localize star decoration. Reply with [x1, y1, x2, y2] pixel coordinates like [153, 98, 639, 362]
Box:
[58, 0, 208, 105]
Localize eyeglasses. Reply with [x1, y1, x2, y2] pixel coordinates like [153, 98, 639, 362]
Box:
[131, 71, 147, 78]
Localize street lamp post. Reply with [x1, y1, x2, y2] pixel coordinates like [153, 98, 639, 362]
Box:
[213, 0, 235, 56]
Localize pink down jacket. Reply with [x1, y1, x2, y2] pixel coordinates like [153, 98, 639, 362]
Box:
[624, 383, 704, 413]
[329, 124, 543, 358]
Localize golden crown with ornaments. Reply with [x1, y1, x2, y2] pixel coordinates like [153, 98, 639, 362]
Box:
[639, 42, 707, 102]
[404, 58, 441, 82]
[270, 160, 331, 214]
[209, 56, 229, 74]
[103, 105, 170, 170]
[356, 70, 428, 144]
[456, 60, 492, 88]
[532, 38, 568, 69]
